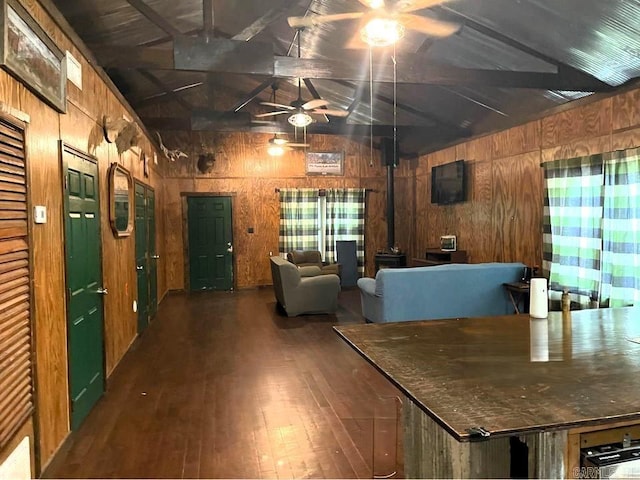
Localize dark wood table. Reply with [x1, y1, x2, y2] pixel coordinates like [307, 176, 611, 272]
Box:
[335, 308, 640, 478]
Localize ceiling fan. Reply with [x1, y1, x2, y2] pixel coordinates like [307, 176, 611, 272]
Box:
[287, 0, 460, 47]
[254, 32, 349, 128]
[264, 133, 310, 156]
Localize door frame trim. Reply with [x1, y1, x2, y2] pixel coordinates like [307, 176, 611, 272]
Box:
[59, 142, 106, 427]
[133, 180, 158, 331]
[181, 192, 236, 292]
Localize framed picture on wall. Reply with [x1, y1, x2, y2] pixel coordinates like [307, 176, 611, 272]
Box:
[305, 151, 344, 176]
[0, 0, 67, 113]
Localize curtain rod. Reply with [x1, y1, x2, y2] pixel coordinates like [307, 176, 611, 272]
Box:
[274, 188, 378, 193]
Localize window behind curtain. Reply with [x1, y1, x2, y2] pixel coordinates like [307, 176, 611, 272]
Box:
[324, 188, 366, 274]
[543, 147, 640, 308]
[543, 154, 603, 307]
[278, 188, 319, 256]
[601, 148, 640, 307]
[278, 188, 366, 273]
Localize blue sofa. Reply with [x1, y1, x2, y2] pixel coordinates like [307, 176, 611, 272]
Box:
[357, 262, 525, 323]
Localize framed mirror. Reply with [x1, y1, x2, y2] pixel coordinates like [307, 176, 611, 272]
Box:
[108, 163, 133, 237]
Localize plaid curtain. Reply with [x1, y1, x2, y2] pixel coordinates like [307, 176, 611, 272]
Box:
[542, 154, 603, 307]
[600, 148, 640, 307]
[324, 188, 366, 274]
[278, 188, 319, 256]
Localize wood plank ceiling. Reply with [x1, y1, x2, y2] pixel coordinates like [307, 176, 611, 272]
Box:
[50, 0, 640, 156]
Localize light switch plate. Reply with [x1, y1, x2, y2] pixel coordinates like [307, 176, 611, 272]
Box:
[34, 205, 46, 224]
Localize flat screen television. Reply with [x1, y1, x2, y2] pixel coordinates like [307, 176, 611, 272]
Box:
[431, 160, 466, 205]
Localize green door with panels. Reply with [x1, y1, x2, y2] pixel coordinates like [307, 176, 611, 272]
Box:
[135, 183, 148, 333]
[62, 145, 105, 430]
[148, 189, 158, 316]
[187, 196, 233, 291]
[135, 182, 157, 333]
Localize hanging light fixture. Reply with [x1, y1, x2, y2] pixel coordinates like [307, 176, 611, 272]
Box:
[361, 17, 405, 47]
[287, 111, 313, 128]
[288, 28, 314, 129]
[267, 135, 286, 157]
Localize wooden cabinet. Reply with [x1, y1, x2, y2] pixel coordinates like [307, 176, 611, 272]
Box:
[413, 249, 468, 267]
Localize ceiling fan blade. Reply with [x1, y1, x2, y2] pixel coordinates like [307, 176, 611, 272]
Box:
[287, 143, 311, 148]
[399, 13, 460, 37]
[394, 0, 450, 14]
[312, 109, 350, 117]
[260, 101, 294, 110]
[251, 119, 280, 124]
[287, 12, 364, 28]
[302, 99, 329, 110]
[254, 111, 291, 118]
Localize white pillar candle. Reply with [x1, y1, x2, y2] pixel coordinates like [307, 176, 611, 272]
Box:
[529, 278, 548, 319]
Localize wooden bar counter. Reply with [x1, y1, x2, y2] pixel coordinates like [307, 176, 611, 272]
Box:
[335, 308, 640, 478]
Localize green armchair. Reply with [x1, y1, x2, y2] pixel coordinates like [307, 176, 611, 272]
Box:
[287, 250, 341, 276]
[270, 256, 340, 316]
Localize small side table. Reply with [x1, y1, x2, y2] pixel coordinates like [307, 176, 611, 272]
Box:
[503, 282, 530, 314]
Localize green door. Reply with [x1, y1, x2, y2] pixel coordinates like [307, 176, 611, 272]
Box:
[147, 189, 158, 316]
[187, 196, 233, 291]
[134, 183, 157, 332]
[62, 145, 105, 430]
[134, 182, 148, 333]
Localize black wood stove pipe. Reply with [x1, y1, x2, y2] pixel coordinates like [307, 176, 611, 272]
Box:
[387, 163, 394, 250]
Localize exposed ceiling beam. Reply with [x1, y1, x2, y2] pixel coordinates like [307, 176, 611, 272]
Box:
[141, 112, 471, 139]
[139, 27, 222, 48]
[133, 76, 263, 111]
[302, 78, 319, 99]
[125, 0, 181, 37]
[173, 37, 274, 75]
[142, 114, 280, 133]
[232, 0, 298, 42]
[230, 79, 274, 113]
[274, 57, 612, 91]
[92, 44, 174, 70]
[133, 81, 204, 109]
[136, 70, 192, 111]
[94, 41, 612, 92]
[302, 78, 330, 122]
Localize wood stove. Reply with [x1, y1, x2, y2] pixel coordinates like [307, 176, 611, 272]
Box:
[375, 253, 406, 272]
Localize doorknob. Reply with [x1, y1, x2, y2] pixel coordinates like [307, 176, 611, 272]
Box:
[96, 287, 108, 295]
[136, 265, 144, 270]
[227, 244, 233, 253]
[151, 255, 160, 259]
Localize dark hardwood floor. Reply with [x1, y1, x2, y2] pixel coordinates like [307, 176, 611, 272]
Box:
[43, 287, 404, 479]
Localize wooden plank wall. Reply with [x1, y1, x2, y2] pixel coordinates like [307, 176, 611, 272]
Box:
[415, 91, 640, 267]
[156, 130, 414, 288]
[0, 0, 168, 472]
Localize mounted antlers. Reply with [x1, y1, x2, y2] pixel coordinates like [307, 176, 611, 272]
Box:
[103, 115, 140, 155]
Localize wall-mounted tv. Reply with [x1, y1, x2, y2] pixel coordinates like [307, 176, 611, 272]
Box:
[431, 160, 466, 205]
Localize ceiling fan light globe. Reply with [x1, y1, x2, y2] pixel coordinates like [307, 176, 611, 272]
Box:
[361, 17, 404, 46]
[288, 112, 313, 128]
[267, 145, 285, 156]
[270, 136, 288, 145]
